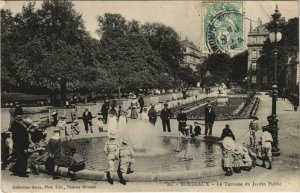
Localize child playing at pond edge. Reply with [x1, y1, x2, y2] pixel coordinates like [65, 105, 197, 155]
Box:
[241, 146, 252, 171]
[104, 131, 119, 184]
[96, 115, 104, 132]
[70, 119, 80, 137]
[118, 138, 134, 185]
[221, 137, 234, 176]
[67, 148, 85, 181]
[47, 127, 62, 179]
[232, 145, 243, 173]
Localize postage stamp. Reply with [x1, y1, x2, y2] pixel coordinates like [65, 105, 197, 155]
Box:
[202, 2, 244, 53]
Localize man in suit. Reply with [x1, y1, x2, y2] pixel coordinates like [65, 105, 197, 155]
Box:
[101, 98, 110, 124]
[177, 108, 187, 135]
[82, 107, 93, 133]
[160, 104, 172, 132]
[204, 103, 216, 136]
[11, 115, 29, 177]
[138, 95, 144, 113]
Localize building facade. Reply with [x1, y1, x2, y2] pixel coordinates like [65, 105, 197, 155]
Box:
[180, 39, 206, 71]
[247, 18, 270, 90]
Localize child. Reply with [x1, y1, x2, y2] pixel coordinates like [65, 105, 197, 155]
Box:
[57, 116, 68, 136]
[67, 148, 85, 181]
[96, 116, 104, 132]
[241, 147, 252, 171]
[140, 107, 149, 121]
[104, 131, 119, 184]
[70, 119, 80, 137]
[28, 147, 48, 175]
[1, 131, 12, 170]
[232, 145, 243, 173]
[249, 117, 259, 147]
[118, 138, 134, 185]
[47, 127, 62, 179]
[260, 128, 273, 170]
[221, 137, 234, 176]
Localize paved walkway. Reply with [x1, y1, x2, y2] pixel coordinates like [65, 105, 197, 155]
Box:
[2, 94, 300, 192]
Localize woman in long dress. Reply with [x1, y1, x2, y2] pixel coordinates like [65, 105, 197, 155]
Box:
[118, 106, 128, 130]
[107, 105, 118, 134]
[129, 96, 139, 119]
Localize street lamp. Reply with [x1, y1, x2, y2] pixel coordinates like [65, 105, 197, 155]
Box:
[266, 5, 285, 156]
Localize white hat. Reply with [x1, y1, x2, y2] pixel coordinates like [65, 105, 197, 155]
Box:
[222, 137, 234, 151]
[24, 118, 33, 124]
[52, 111, 57, 115]
[233, 144, 242, 155]
[109, 131, 117, 139]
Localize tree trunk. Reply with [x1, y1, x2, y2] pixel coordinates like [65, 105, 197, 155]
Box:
[60, 79, 67, 107]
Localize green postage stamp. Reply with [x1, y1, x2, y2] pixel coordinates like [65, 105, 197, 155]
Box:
[203, 2, 244, 53]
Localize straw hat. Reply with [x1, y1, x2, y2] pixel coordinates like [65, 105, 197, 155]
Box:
[109, 131, 117, 139]
[52, 111, 57, 115]
[24, 118, 33, 124]
[73, 119, 79, 124]
[53, 127, 61, 132]
[15, 115, 23, 120]
[252, 116, 259, 120]
[233, 144, 242, 155]
[222, 137, 234, 151]
[242, 146, 249, 154]
[121, 138, 129, 145]
[207, 103, 212, 108]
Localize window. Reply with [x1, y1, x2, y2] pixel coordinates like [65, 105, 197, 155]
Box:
[252, 37, 257, 43]
[263, 76, 268, 83]
[252, 63, 257, 71]
[252, 50, 257, 59]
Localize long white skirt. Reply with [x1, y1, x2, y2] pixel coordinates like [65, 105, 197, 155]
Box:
[107, 115, 118, 134]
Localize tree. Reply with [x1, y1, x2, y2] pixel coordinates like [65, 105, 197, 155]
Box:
[96, 13, 172, 94]
[230, 51, 248, 82]
[141, 23, 183, 76]
[4, 0, 97, 105]
[197, 53, 232, 84]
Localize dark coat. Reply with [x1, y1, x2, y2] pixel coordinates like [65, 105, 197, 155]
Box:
[220, 128, 235, 141]
[14, 106, 23, 117]
[101, 102, 110, 115]
[138, 96, 144, 106]
[204, 108, 216, 124]
[82, 111, 93, 123]
[160, 108, 172, 120]
[148, 108, 157, 121]
[11, 120, 29, 150]
[177, 112, 187, 122]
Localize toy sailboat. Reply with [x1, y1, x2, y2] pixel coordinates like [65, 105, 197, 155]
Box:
[175, 141, 193, 161]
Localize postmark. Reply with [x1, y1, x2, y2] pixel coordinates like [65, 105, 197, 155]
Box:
[203, 2, 244, 53]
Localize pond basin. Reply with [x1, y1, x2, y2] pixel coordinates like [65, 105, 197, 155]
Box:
[64, 137, 222, 172]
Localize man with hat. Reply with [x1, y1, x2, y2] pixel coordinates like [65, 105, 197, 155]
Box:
[118, 138, 134, 185]
[260, 128, 273, 170]
[160, 103, 172, 132]
[14, 102, 23, 118]
[82, 107, 93, 133]
[138, 94, 144, 114]
[204, 103, 216, 136]
[249, 116, 259, 147]
[57, 115, 68, 136]
[147, 105, 157, 125]
[10, 114, 30, 177]
[177, 108, 187, 135]
[104, 131, 120, 184]
[101, 98, 110, 124]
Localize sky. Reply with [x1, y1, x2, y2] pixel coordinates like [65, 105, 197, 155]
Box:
[3, 1, 299, 48]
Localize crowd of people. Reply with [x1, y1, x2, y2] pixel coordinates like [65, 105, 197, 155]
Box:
[1, 93, 280, 183]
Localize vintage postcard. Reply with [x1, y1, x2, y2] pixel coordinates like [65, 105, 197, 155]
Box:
[1, 0, 299, 192]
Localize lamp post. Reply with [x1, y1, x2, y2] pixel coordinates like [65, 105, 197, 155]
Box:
[266, 5, 285, 157]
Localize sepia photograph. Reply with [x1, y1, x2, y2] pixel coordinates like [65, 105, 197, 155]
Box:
[1, 0, 299, 192]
